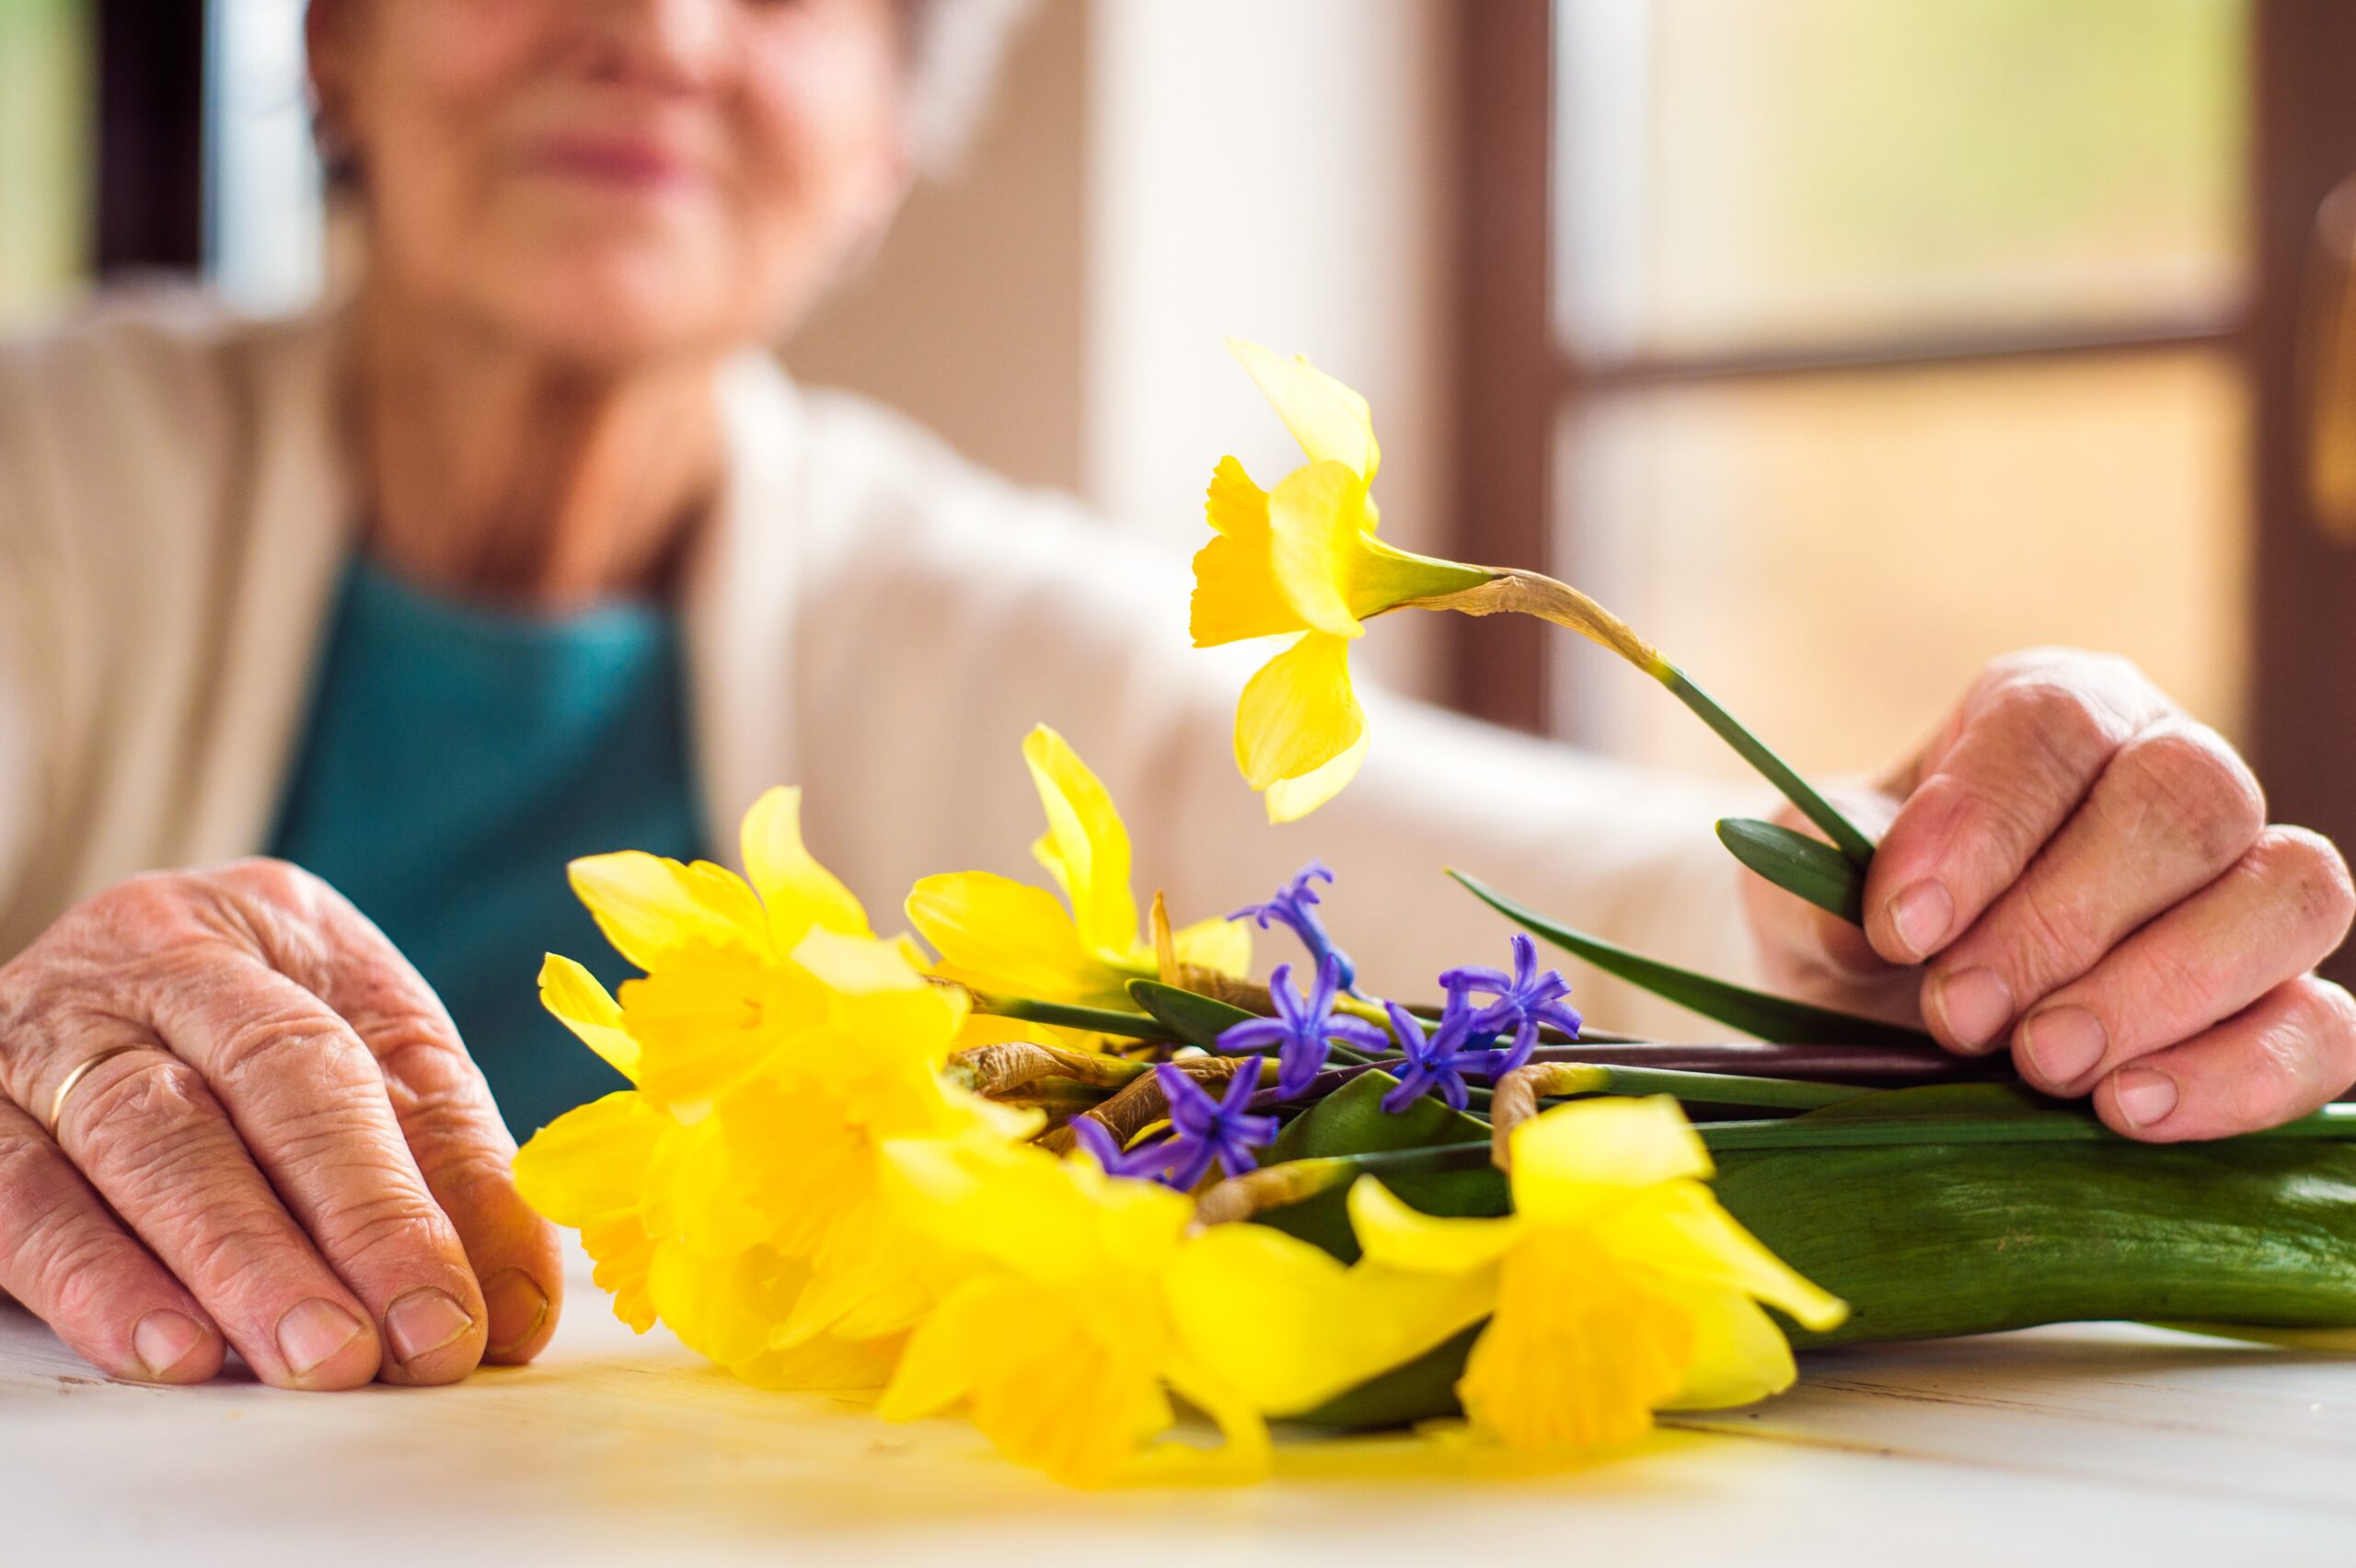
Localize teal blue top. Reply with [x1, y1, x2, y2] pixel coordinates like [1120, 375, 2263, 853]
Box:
[269, 559, 705, 1138]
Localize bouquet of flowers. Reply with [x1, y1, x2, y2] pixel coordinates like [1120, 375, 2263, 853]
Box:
[512, 346, 2356, 1488]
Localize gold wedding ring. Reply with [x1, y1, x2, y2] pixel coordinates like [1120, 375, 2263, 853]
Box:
[45, 1043, 160, 1136]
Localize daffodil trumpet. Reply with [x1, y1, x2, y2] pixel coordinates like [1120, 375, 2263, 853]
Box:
[1195, 340, 1876, 877]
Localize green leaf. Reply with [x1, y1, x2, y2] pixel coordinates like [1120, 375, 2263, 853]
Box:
[1254, 1073, 1502, 1262]
[1717, 1137, 2356, 1347]
[1715, 817, 1865, 925]
[1125, 979, 1258, 1050]
[1450, 869, 1934, 1047]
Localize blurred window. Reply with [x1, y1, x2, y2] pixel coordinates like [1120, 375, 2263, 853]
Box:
[0, 0, 94, 329]
[1532, 0, 2252, 780]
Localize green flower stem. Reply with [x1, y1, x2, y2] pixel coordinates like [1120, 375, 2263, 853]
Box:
[1660, 666, 1877, 866]
[1699, 1104, 2356, 1154]
[1424, 571, 1877, 868]
[1533, 1065, 1873, 1111]
[967, 991, 1184, 1043]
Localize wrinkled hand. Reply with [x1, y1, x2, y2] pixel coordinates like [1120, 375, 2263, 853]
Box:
[1742, 649, 2356, 1141]
[0, 860, 560, 1386]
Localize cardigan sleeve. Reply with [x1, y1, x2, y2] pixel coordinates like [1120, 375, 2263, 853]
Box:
[776, 388, 1770, 1039]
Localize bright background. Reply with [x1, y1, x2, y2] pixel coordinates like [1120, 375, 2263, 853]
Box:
[0, 0, 2257, 790]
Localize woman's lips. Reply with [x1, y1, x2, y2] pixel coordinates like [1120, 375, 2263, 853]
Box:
[525, 135, 701, 191]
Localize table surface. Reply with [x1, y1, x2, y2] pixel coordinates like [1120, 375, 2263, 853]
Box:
[6, 1247, 2353, 1568]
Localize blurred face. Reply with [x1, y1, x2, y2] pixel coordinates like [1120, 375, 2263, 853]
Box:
[310, 0, 909, 365]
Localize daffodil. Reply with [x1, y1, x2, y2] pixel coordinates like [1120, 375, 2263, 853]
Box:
[876, 1134, 1276, 1485]
[1345, 1096, 1848, 1452]
[1192, 341, 1493, 822]
[1194, 342, 1877, 867]
[907, 725, 1249, 1015]
[515, 786, 1033, 1389]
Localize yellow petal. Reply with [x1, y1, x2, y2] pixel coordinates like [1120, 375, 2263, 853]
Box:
[1265, 460, 1372, 639]
[1191, 456, 1303, 648]
[568, 851, 768, 972]
[579, 1213, 660, 1332]
[1460, 1230, 1692, 1452]
[1264, 728, 1370, 824]
[734, 1329, 902, 1393]
[874, 1275, 988, 1421]
[907, 870, 1126, 1006]
[1227, 339, 1380, 479]
[1167, 1222, 1490, 1415]
[1022, 726, 1140, 961]
[1602, 1182, 1850, 1334]
[791, 928, 928, 995]
[739, 785, 869, 951]
[1510, 1097, 1715, 1225]
[512, 1090, 665, 1225]
[1657, 1290, 1799, 1412]
[1172, 914, 1252, 978]
[537, 953, 641, 1084]
[1346, 1176, 1521, 1276]
[1235, 632, 1366, 812]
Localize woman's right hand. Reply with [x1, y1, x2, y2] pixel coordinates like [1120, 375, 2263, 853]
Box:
[0, 859, 561, 1387]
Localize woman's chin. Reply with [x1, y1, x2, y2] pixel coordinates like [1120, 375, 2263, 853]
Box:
[471, 261, 772, 369]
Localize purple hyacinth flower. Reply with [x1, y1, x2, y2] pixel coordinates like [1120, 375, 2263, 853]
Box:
[1230, 860, 1363, 997]
[1378, 997, 1493, 1114]
[1070, 1116, 1175, 1182]
[1438, 932, 1584, 1077]
[1216, 954, 1392, 1097]
[1149, 1059, 1279, 1190]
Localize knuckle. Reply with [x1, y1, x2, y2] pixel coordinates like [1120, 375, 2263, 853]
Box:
[1995, 877, 2105, 982]
[305, 1177, 453, 1274]
[2251, 827, 2356, 940]
[2113, 725, 2265, 861]
[211, 857, 325, 913]
[210, 1009, 352, 1090]
[68, 1055, 218, 1174]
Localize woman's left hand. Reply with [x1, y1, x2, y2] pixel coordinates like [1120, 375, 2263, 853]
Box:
[1742, 646, 2356, 1141]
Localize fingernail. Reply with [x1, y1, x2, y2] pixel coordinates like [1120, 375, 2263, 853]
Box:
[1933, 967, 2014, 1052]
[277, 1297, 365, 1376]
[132, 1309, 205, 1379]
[385, 1286, 475, 1366]
[2024, 1006, 2108, 1086]
[1889, 881, 1955, 960]
[2115, 1068, 2180, 1129]
[481, 1268, 550, 1356]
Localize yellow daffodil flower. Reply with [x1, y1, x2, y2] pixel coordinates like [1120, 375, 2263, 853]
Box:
[1192, 341, 1881, 861]
[1192, 341, 1494, 821]
[877, 1134, 1292, 1486]
[907, 725, 1249, 1015]
[515, 786, 1034, 1389]
[1345, 1097, 1848, 1452]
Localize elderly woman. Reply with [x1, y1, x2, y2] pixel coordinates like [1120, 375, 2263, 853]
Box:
[1, 0, 2350, 1396]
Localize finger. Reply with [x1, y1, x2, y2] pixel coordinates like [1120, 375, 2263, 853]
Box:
[140, 954, 490, 1386]
[2091, 975, 2356, 1143]
[214, 867, 562, 1362]
[1923, 721, 2266, 1054]
[2012, 827, 2356, 1095]
[0, 1097, 224, 1383]
[1865, 653, 2165, 968]
[45, 1038, 387, 1389]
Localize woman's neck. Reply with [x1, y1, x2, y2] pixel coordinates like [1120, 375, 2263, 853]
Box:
[347, 287, 728, 610]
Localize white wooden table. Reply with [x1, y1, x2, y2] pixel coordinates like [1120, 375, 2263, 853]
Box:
[5, 1249, 2351, 1567]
